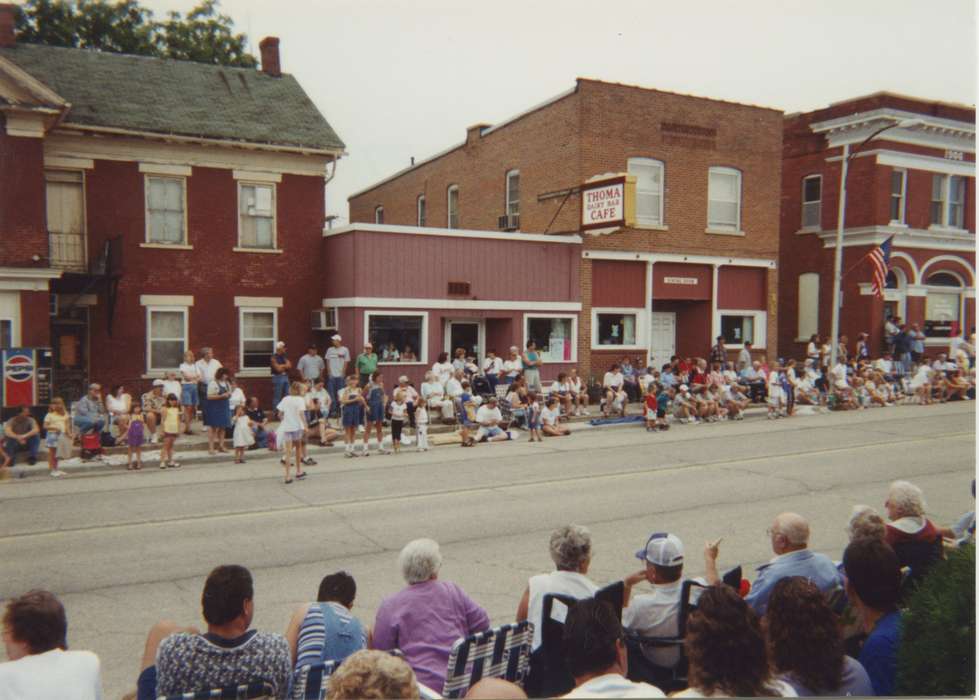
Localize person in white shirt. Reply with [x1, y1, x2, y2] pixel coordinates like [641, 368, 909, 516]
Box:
[194, 347, 222, 413]
[276, 382, 309, 484]
[501, 347, 523, 385]
[0, 590, 103, 700]
[431, 352, 454, 386]
[445, 370, 465, 401]
[517, 524, 599, 652]
[541, 397, 569, 437]
[602, 364, 627, 417]
[567, 368, 590, 416]
[296, 345, 326, 383]
[178, 350, 202, 433]
[561, 598, 665, 699]
[548, 372, 574, 415]
[161, 371, 182, 406]
[482, 350, 504, 394]
[228, 379, 246, 413]
[395, 376, 419, 430]
[474, 397, 509, 442]
[421, 371, 454, 422]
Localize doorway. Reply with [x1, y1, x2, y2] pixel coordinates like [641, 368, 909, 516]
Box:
[649, 311, 676, 370]
[445, 320, 484, 360]
[51, 304, 89, 405]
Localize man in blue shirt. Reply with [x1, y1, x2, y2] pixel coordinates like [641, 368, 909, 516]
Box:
[842, 537, 903, 696]
[744, 512, 843, 616]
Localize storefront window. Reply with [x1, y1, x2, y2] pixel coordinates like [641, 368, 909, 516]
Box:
[720, 315, 754, 345]
[596, 313, 637, 346]
[368, 313, 425, 363]
[526, 316, 575, 362]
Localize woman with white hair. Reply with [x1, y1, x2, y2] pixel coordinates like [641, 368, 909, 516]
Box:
[846, 505, 887, 543]
[516, 524, 598, 652]
[883, 480, 943, 587]
[420, 371, 454, 423]
[372, 538, 489, 694]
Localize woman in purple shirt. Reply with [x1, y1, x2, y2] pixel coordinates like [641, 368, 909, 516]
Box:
[372, 538, 490, 693]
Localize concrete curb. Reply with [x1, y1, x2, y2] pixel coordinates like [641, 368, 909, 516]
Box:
[7, 404, 783, 480]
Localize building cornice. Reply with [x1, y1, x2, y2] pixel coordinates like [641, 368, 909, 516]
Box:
[324, 223, 583, 245]
[0, 266, 63, 291]
[582, 250, 777, 268]
[811, 108, 975, 153]
[809, 225, 976, 251]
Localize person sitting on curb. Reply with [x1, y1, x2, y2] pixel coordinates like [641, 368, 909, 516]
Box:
[474, 397, 510, 443]
[2, 406, 40, 468]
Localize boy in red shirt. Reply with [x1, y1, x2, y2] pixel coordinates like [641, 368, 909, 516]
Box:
[644, 389, 659, 432]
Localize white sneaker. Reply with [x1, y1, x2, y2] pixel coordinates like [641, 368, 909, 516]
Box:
[50, 469, 66, 478]
[582, 409, 591, 416]
[150, 435, 159, 444]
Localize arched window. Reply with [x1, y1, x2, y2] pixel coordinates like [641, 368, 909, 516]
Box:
[885, 271, 898, 289]
[374, 206, 384, 224]
[924, 271, 964, 338]
[416, 195, 426, 227]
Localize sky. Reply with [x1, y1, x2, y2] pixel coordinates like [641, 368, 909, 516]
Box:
[142, 0, 977, 223]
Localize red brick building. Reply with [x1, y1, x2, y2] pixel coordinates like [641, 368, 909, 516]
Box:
[349, 79, 783, 379]
[780, 93, 975, 357]
[0, 13, 344, 404]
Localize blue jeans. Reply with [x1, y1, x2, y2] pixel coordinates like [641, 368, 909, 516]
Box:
[327, 376, 345, 418]
[272, 374, 289, 409]
[4, 435, 40, 464]
[486, 374, 499, 395]
[73, 415, 105, 434]
[253, 426, 268, 448]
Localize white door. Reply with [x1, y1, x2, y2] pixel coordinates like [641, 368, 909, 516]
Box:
[649, 312, 676, 370]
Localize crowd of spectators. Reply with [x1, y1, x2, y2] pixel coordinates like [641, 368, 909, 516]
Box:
[3, 476, 971, 699]
[0, 325, 974, 479]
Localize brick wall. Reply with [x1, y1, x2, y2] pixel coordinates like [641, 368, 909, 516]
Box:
[0, 126, 47, 266]
[83, 162, 326, 404]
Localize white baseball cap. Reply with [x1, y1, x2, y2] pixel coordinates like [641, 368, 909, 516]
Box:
[331, 334, 342, 341]
[679, 384, 689, 392]
[152, 379, 165, 387]
[635, 532, 684, 567]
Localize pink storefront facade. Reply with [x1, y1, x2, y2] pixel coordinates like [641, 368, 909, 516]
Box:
[321, 224, 583, 387]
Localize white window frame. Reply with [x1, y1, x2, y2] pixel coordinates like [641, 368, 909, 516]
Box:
[374, 206, 384, 224]
[238, 306, 278, 376]
[889, 169, 907, 225]
[796, 273, 820, 342]
[801, 174, 821, 230]
[45, 169, 88, 269]
[447, 185, 459, 228]
[365, 310, 429, 366]
[524, 313, 578, 363]
[628, 157, 665, 227]
[145, 305, 188, 373]
[144, 175, 188, 245]
[417, 195, 426, 227]
[236, 181, 278, 250]
[713, 309, 768, 350]
[707, 166, 742, 233]
[590, 307, 646, 350]
[505, 170, 520, 217]
[930, 174, 967, 230]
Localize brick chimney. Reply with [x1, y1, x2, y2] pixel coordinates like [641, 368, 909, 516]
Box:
[0, 4, 17, 48]
[466, 123, 491, 145]
[258, 36, 281, 77]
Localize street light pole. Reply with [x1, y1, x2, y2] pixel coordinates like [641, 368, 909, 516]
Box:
[828, 118, 923, 369]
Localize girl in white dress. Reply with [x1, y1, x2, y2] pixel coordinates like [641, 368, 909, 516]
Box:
[232, 404, 254, 464]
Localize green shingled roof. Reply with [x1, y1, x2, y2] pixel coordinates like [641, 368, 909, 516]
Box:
[0, 42, 344, 152]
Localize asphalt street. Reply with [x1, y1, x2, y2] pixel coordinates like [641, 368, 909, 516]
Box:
[0, 401, 975, 698]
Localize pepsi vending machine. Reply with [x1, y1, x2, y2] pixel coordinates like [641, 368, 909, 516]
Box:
[1, 347, 53, 422]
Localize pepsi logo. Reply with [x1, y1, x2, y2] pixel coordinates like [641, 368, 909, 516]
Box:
[4, 354, 34, 383]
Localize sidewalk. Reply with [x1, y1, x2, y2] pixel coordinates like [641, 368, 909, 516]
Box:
[6, 403, 788, 479]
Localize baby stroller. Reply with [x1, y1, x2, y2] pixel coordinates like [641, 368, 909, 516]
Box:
[471, 374, 493, 400]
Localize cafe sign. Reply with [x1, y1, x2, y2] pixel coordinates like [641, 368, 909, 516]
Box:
[580, 175, 636, 231]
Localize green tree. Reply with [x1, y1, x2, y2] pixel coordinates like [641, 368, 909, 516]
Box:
[13, 0, 257, 67]
[896, 544, 975, 696]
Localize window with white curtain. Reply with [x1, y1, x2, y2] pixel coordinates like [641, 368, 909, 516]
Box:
[238, 182, 275, 249]
[147, 307, 187, 371]
[145, 176, 186, 244]
[931, 174, 966, 229]
[801, 175, 821, 229]
[708, 167, 741, 231]
[628, 157, 664, 226]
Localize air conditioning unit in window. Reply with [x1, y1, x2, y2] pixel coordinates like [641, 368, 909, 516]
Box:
[497, 214, 520, 231]
[311, 307, 337, 330]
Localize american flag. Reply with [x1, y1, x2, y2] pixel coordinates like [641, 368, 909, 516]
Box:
[868, 236, 894, 299]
